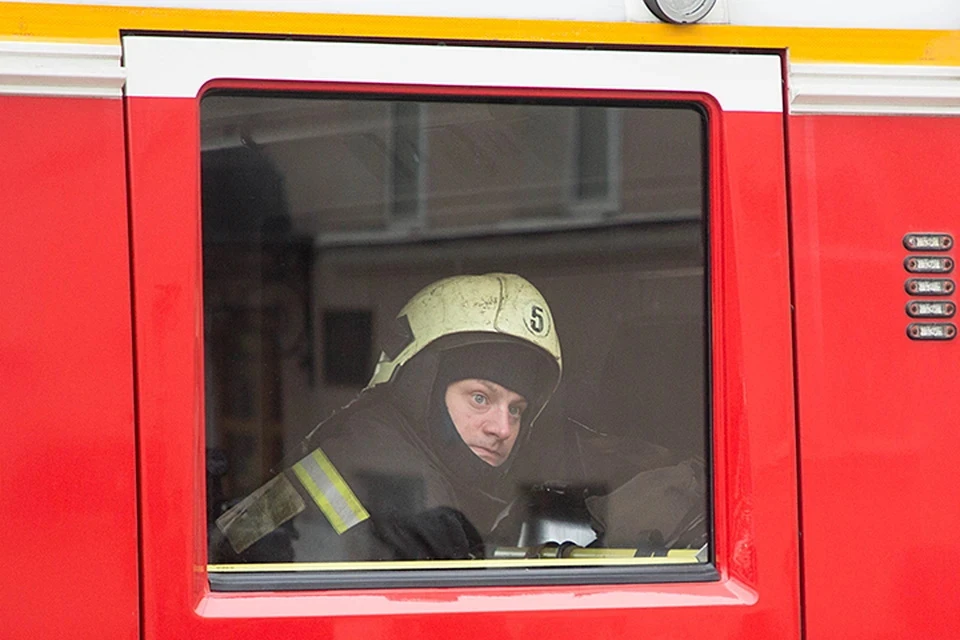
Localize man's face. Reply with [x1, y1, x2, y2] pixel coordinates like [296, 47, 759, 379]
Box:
[444, 378, 529, 467]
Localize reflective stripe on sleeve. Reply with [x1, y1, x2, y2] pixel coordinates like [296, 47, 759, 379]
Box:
[292, 448, 370, 535]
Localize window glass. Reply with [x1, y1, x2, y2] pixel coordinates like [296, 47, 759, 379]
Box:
[202, 94, 709, 576]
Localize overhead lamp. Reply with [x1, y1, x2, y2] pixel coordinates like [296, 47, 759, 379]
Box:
[643, 0, 717, 24]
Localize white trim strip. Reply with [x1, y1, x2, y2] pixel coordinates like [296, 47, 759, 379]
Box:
[0, 41, 125, 98]
[790, 63, 960, 116]
[123, 36, 782, 112]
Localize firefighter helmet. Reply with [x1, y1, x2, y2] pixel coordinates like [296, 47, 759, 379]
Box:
[367, 273, 562, 418]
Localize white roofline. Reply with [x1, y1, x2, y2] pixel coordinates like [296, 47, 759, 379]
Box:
[123, 36, 784, 113]
[0, 41, 125, 98]
[790, 63, 960, 116]
[3, 37, 959, 116]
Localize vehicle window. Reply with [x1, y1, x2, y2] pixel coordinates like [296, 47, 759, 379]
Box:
[202, 93, 710, 583]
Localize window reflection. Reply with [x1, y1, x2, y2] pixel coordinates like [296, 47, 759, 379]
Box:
[202, 95, 709, 569]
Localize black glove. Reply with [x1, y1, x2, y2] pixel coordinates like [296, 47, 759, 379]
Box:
[371, 506, 484, 560]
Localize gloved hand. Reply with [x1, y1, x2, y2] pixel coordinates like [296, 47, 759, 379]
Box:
[372, 506, 485, 560]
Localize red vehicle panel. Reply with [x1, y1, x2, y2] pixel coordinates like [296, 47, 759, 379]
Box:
[790, 114, 960, 639]
[8, 6, 956, 636]
[0, 96, 138, 640]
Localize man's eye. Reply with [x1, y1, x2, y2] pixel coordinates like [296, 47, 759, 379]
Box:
[509, 405, 524, 417]
[472, 393, 487, 405]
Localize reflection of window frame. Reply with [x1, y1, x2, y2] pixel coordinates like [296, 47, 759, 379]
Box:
[385, 102, 426, 228]
[567, 107, 622, 217]
[322, 308, 374, 387]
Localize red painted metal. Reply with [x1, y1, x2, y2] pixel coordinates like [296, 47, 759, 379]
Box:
[0, 96, 139, 639]
[127, 76, 798, 636]
[10, 32, 960, 640]
[790, 114, 960, 639]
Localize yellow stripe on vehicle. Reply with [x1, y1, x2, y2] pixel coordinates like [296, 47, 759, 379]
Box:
[292, 448, 369, 535]
[0, 4, 958, 66]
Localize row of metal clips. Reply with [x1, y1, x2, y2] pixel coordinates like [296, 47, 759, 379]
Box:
[903, 233, 956, 340]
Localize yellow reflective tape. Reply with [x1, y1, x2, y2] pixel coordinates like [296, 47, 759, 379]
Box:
[292, 448, 369, 535]
[309, 449, 370, 524]
[292, 460, 348, 534]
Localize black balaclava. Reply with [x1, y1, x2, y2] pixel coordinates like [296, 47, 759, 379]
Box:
[425, 342, 547, 495]
[388, 336, 557, 521]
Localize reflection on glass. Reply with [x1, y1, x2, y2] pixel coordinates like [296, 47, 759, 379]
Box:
[575, 107, 611, 202]
[201, 95, 709, 571]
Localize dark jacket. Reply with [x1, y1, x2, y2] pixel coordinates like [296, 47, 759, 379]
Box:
[215, 390, 511, 564]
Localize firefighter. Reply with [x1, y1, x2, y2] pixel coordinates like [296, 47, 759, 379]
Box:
[215, 273, 562, 562]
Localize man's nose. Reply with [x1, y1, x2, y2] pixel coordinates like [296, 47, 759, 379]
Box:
[483, 405, 513, 439]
